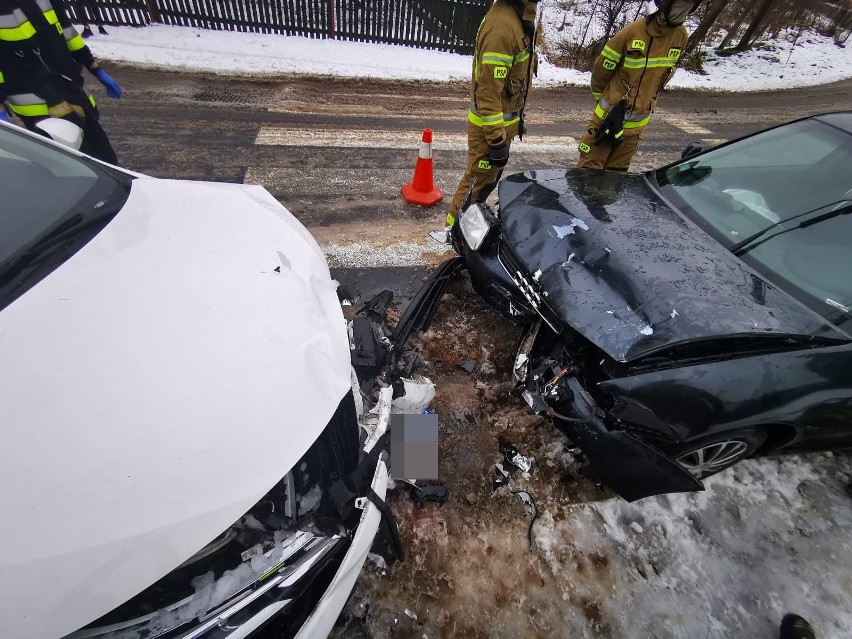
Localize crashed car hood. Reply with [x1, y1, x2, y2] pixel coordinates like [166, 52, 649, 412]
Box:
[0, 178, 351, 639]
[498, 169, 844, 362]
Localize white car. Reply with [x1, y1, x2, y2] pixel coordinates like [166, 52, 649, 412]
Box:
[0, 120, 391, 639]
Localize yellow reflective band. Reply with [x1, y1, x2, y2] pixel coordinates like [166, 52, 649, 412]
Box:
[579, 142, 591, 154]
[478, 159, 492, 170]
[646, 58, 678, 68]
[615, 129, 624, 139]
[504, 115, 520, 127]
[623, 115, 650, 128]
[482, 52, 513, 66]
[622, 57, 650, 69]
[601, 46, 621, 63]
[592, 92, 601, 100]
[0, 71, 4, 83]
[0, 20, 36, 41]
[446, 213, 455, 226]
[67, 34, 85, 51]
[43, 9, 58, 24]
[514, 51, 530, 64]
[89, 94, 96, 107]
[9, 102, 49, 116]
[469, 109, 504, 127]
[595, 103, 650, 128]
[493, 66, 508, 79]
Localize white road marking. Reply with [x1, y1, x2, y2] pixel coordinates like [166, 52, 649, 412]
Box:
[659, 115, 714, 136]
[255, 127, 575, 153]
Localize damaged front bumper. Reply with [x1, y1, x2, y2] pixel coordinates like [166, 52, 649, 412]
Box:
[65, 394, 396, 639]
[410, 253, 703, 502]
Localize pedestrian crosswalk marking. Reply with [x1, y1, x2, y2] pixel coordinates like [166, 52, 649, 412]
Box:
[255, 127, 575, 153]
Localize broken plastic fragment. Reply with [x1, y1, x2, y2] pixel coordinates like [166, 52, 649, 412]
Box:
[459, 359, 477, 373]
[391, 377, 436, 414]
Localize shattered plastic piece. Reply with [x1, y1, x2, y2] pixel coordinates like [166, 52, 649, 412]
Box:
[499, 437, 534, 474]
[493, 463, 510, 490]
[459, 359, 477, 373]
[391, 377, 436, 414]
[400, 480, 449, 506]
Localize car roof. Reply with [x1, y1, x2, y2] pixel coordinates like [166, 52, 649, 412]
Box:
[813, 111, 852, 134]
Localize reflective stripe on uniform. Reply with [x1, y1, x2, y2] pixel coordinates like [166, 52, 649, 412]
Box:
[67, 33, 85, 50]
[621, 55, 678, 70]
[8, 94, 49, 116]
[514, 50, 530, 65]
[469, 102, 521, 129]
[601, 46, 622, 63]
[0, 70, 4, 83]
[594, 103, 650, 128]
[0, 18, 35, 41]
[482, 51, 514, 66]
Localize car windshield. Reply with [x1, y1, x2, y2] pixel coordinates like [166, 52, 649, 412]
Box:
[655, 118, 852, 328]
[0, 124, 131, 310]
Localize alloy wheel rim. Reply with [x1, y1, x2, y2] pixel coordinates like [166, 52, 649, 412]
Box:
[677, 440, 749, 478]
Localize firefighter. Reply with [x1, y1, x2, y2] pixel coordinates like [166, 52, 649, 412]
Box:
[431, 0, 539, 244]
[0, 0, 122, 163]
[576, 0, 701, 171]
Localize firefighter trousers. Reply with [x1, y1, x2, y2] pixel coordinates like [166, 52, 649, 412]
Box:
[576, 113, 646, 171]
[446, 120, 519, 227]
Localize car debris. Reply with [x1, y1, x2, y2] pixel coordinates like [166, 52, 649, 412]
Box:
[459, 359, 477, 373]
[398, 480, 450, 506]
[499, 436, 534, 474]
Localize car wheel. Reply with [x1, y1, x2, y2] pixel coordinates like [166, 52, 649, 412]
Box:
[669, 429, 767, 479]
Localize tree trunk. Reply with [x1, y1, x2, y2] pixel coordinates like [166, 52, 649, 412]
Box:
[684, 0, 727, 55]
[717, 11, 747, 50]
[733, 0, 776, 52]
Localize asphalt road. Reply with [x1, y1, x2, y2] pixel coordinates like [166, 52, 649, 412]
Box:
[98, 66, 852, 250]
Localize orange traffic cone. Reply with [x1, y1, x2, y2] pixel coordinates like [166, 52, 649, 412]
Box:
[401, 128, 443, 207]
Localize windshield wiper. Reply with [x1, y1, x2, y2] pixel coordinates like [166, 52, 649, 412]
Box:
[731, 199, 852, 255]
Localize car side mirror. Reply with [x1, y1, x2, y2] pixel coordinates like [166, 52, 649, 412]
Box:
[34, 118, 84, 151]
[681, 142, 706, 161]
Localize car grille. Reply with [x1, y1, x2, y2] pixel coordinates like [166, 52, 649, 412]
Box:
[497, 241, 564, 333]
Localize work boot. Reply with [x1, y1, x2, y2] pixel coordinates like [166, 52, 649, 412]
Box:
[81, 26, 93, 38]
[428, 227, 452, 245]
[779, 614, 816, 639]
[98, 25, 108, 35]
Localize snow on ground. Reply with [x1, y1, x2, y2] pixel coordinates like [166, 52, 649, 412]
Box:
[83, 0, 852, 91]
[535, 453, 852, 637]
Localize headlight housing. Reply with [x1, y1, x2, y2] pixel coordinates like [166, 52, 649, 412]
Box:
[459, 203, 498, 251]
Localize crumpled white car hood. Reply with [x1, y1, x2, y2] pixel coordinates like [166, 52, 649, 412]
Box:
[0, 177, 351, 639]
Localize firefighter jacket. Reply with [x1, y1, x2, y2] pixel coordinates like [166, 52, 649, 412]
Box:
[591, 15, 687, 130]
[0, 0, 95, 118]
[468, 0, 538, 148]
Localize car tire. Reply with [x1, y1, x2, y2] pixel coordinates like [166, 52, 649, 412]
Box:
[667, 429, 767, 479]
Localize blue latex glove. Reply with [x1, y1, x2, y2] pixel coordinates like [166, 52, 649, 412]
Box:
[93, 69, 122, 99]
[0, 110, 9, 122]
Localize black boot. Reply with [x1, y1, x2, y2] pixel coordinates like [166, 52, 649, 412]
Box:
[81, 25, 93, 38]
[780, 614, 816, 639]
[98, 25, 108, 35]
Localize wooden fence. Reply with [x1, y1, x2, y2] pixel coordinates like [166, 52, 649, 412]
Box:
[66, 0, 489, 54]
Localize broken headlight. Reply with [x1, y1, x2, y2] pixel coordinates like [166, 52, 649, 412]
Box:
[459, 203, 498, 251]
